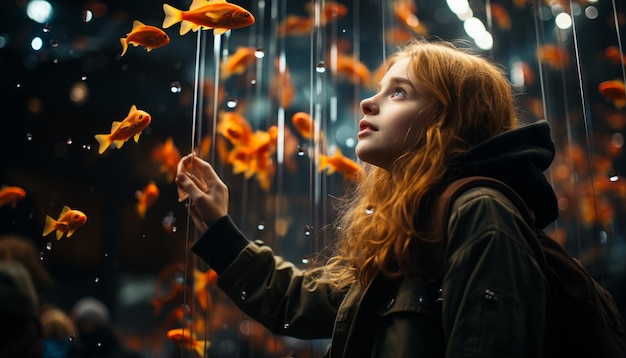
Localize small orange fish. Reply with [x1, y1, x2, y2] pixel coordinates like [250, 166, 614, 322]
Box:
[537, 44, 570, 70]
[162, 0, 255, 36]
[166, 328, 209, 357]
[319, 148, 363, 181]
[218, 111, 254, 146]
[291, 112, 320, 140]
[334, 54, 371, 86]
[489, 3, 512, 30]
[304, 1, 348, 24]
[393, 0, 428, 35]
[276, 15, 313, 37]
[221, 46, 258, 78]
[94, 105, 152, 154]
[151, 137, 181, 182]
[605, 46, 626, 66]
[42, 205, 87, 240]
[120, 20, 170, 56]
[193, 268, 217, 310]
[269, 58, 295, 108]
[0, 186, 26, 209]
[136, 181, 159, 219]
[598, 80, 626, 109]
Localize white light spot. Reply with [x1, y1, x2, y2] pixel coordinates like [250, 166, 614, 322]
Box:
[26, 0, 53, 24]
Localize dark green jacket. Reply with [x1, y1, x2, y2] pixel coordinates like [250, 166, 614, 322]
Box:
[191, 120, 557, 357]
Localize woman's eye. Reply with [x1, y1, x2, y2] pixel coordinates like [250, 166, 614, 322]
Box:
[391, 88, 406, 98]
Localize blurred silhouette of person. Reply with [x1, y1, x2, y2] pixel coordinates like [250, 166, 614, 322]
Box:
[0, 260, 43, 358]
[40, 304, 77, 358]
[0, 233, 54, 304]
[68, 296, 141, 358]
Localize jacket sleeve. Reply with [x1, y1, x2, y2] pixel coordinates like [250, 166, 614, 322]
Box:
[191, 215, 346, 340]
[441, 187, 547, 358]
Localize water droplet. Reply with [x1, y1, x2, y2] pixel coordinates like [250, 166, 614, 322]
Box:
[609, 170, 619, 182]
[172, 226, 177, 232]
[240, 291, 247, 301]
[257, 222, 265, 231]
[418, 296, 424, 303]
[53, 58, 58, 63]
[97, 342, 102, 347]
[226, 98, 238, 108]
[66, 138, 73, 145]
[83, 10, 93, 22]
[104, 253, 108, 257]
[283, 323, 290, 329]
[82, 144, 91, 150]
[142, 234, 146, 238]
[81, 75, 87, 80]
[254, 47, 265, 58]
[297, 145, 305, 156]
[365, 205, 374, 214]
[304, 225, 313, 236]
[315, 61, 326, 73]
[250, 79, 257, 85]
[43, 24, 52, 32]
[170, 81, 182, 93]
[39, 252, 45, 261]
[26, 133, 33, 141]
[94, 277, 100, 283]
[46, 242, 52, 250]
[49, 39, 59, 48]
[301, 256, 309, 264]
[16, 83, 21, 89]
[68, 335, 76, 342]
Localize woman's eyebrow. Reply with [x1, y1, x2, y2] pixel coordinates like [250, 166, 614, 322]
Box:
[378, 77, 417, 92]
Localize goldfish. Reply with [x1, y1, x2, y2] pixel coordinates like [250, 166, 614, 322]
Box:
[166, 328, 209, 357]
[319, 147, 363, 181]
[393, 0, 428, 35]
[304, 1, 348, 23]
[136, 181, 159, 219]
[120, 20, 169, 56]
[151, 137, 181, 182]
[276, 15, 313, 37]
[489, 3, 512, 30]
[94, 105, 151, 154]
[162, 0, 255, 36]
[334, 53, 371, 86]
[0, 186, 26, 209]
[217, 111, 254, 146]
[605, 46, 626, 66]
[291, 112, 320, 140]
[42, 205, 87, 240]
[221, 46, 258, 78]
[599, 80, 626, 109]
[193, 268, 217, 310]
[269, 58, 295, 108]
[537, 44, 570, 70]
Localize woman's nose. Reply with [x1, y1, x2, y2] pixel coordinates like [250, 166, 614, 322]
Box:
[360, 96, 378, 115]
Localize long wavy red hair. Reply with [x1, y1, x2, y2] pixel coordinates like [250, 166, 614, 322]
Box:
[320, 39, 519, 290]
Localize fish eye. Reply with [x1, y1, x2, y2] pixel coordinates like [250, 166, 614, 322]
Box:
[139, 114, 143, 119]
[244, 12, 250, 17]
[74, 214, 80, 219]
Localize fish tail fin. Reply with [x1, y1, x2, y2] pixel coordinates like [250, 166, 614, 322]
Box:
[120, 37, 128, 56]
[94, 134, 111, 154]
[162, 4, 182, 29]
[179, 21, 194, 35]
[194, 341, 208, 358]
[136, 203, 146, 219]
[42, 215, 56, 237]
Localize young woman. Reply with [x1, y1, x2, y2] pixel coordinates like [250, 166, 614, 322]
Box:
[175, 39, 556, 357]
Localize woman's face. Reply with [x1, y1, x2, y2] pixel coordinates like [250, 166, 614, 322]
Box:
[356, 57, 431, 170]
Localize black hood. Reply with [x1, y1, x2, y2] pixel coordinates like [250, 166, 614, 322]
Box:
[449, 120, 558, 228]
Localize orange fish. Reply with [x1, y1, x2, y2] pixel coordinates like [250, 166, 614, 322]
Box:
[537, 44, 570, 70]
[151, 137, 181, 182]
[393, 0, 428, 35]
[42, 205, 87, 240]
[120, 20, 169, 56]
[162, 0, 255, 36]
[334, 53, 371, 86]
[304, 1, 348, 23]
[94, 105, 152, 154]
[166, 328, 209, 357]
[319, 147, 363, 181]
[269, 58, 295, 108]
[0, 186, 26, 209]
[193, 268, 217, 310]
[217, 111, 254, 146]
[291, 112, 320, 140]
[276, 15, 312, 37]
[136, 181, 159, 219]
[598, 80, 626, 109]
[489, 3, 512, 30]
[221, 46, 258, 78]
[605, 46, 626, 66]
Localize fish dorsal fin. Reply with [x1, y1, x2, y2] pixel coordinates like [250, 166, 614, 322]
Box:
[132, 20, 145, 29]
[189, 0, 209, 10]
[59, 205, 71, 218]
[128, 105, 138, 115]
[111, 121, 122, 132]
